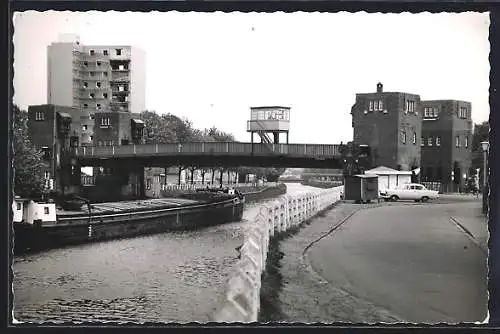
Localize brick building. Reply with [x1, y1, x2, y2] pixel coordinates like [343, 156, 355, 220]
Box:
[351, 83, 422, 171]
[420, 100, 473, 192]
[27, 104, 82, 193]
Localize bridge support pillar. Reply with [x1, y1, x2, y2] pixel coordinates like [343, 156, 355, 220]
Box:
[119, 165, 145, 199]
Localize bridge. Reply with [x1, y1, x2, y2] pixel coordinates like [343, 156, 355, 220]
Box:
[70, 142, 345, 169]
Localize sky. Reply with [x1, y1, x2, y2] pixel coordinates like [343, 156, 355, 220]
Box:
[13, 11, 490, 145]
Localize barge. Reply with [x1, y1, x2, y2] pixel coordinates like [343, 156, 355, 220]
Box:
[12, 190, 245, 254]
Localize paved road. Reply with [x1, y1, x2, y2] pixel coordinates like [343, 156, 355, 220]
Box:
[306, 200, 487, 324]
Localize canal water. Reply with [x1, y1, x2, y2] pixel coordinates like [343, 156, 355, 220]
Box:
[12, 183, 321, 323]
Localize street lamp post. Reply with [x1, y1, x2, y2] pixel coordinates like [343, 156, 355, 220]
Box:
[481, 141, 490, 214]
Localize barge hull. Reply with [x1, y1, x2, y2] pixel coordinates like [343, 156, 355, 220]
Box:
[14, 198, 244, 254]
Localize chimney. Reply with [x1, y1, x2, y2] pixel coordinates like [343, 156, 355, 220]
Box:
[377, 82, 383, 93]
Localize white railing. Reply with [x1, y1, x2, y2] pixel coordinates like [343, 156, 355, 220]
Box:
[210, 185, 344, 323]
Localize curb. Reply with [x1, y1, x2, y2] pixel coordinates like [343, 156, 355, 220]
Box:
[449, 216, 488, 255]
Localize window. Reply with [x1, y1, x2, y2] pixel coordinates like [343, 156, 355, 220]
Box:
[103, 93, 108, 99]
[16, 203, 21, 211]
[414, 185, 423, 190]
[84, 61, 88, 67]
[118, 65, 125, 71]
[459, 107, 468, 119]
[109, 140, 114, 146]
[424, 107, 437, 118]
[90, 136, 93, 141]
[44, 206, 50, 215]
[89, 50, 95, 56]
[401, 131, 406, 144]
[44, 171, 50, 179]
[103, 50, 108, 56]
[103, 72, 108, 77]
[433, 107, 439, 118]
[465, 136, 469, 148]
[421, 137, 425, 146]
[146, 179, 151, 190]
[428, 137, 433, 146]
[96, 104, 102, 110]
[456, 136, 460, 147]
[101, 117, 111, 126]
[379, 100, 383, 110]
[374, 100, 379, 111]
[90, 93, 95, 99]
[83, 103, 88, 108]
[90, 114, 95, 120]
[406, 100, 415, 113]
[96, 82, 101, 88]
[35, 111, 45, 121]
[436, 137, 441, 146]
[82, 125, 88, 131]
[412, 132, 417, 145]
[116, 48, 122, 56]
[97, 61, 101, 67]
[90, 72, 95, 77]
[83, 82, 88, 88]
[369, 100, 373, 111]
[119, 86, 125, 92]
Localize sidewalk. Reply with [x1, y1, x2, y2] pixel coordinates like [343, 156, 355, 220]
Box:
[261, 202, 405, 323]
[444, 201, 488, 254]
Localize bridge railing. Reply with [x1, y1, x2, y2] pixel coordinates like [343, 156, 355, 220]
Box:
[210, 185, 344, 323]
[73, 142, 342, 158]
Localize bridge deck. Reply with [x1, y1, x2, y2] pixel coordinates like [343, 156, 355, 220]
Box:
[73, 142, 342, 158]
[70, 142, 345, 169]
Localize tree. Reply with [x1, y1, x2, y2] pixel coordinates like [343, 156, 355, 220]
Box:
[12, 105, 46, 198]
[140, 110, 177, 144]
[471, 121, 490, 182]
[472, 121, 489, 152]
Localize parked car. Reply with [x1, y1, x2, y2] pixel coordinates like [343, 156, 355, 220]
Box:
[379, 183, 439, 202]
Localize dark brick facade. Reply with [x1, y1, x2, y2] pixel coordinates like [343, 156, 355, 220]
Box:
[93, 111, 132, 146]
[421, 100, 473, 191]
[27, 104, 83, 193]
[351, 83, 421, 171]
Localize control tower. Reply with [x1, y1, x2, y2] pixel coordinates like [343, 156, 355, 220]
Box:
[247, 106, 290, 145]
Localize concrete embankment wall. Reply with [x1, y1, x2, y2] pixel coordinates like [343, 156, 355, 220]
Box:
[210, 186, 344, 323]
[243, 184, 287, 203]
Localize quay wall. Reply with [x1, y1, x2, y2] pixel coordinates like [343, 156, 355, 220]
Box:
[159, 183, 287, 204]
[210, 186, 344, 323]
[242, 184, 287, 203]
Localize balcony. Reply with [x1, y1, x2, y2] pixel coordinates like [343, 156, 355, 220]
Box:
[81, 52, 111, 62]
[111, 88, 130, 95]
[111, 73, 130, 82]
[109, 101, 129, 112]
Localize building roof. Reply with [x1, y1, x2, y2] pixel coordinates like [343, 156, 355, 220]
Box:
[58, 112, 72, 119]
[250, 106, 290, 110]
[421, 99, 471, 104]
[365, 166, 413, 175]
[354, 174, 379, 178]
